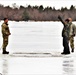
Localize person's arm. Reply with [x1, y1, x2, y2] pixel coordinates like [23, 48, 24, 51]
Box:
[8, 27, 11, 35]
[58, 15, 65, 26]
[73, 24, 76, 37]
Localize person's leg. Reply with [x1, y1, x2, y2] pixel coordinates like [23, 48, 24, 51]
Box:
[61, 36, 70, 54]
[65, 37, 70, 54]
[61, 37, 66, 54]
[70, 37, 74, 52]
[2, 36, 9, 54]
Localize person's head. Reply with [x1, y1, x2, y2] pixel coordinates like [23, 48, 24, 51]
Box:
[68, 18, 72, 23]
[4, 18, 8, 23]
[65, 19, 69, 24]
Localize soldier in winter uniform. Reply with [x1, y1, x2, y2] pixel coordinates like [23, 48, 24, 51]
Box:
[1, 18, 11, 54]
[68, 18, 76, 52]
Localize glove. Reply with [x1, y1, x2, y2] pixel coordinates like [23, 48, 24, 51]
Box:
[71, 34, 75, 37]
[73, 34, 75, 37]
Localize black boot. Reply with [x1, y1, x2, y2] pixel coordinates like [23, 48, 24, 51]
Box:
[2, 48, 9, 54]
[61, 52, 70, 55]
[61, 52, 65, 54]
[3, 51, 9, 54]
[71, 49, 74, 53]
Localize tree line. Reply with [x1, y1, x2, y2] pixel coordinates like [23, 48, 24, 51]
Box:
[0, 4, 76, 21]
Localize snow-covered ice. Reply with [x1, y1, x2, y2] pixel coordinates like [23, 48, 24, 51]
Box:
[0, 54, 76, 75]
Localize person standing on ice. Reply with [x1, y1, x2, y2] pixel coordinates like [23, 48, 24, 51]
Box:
[68, 18, 76, 53]
[1, 18, 11, 54]
[58, 16, 70, 55]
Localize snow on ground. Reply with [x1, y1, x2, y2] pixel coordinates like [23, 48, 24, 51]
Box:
[0, 52, 75, 75]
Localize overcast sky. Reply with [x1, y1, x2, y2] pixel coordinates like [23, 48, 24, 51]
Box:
[0, 0, 76, 9]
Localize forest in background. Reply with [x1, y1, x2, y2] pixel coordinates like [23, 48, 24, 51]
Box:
[0, 3, 76, 21]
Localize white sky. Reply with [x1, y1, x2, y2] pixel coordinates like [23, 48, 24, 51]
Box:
[0, 0, 76, 9]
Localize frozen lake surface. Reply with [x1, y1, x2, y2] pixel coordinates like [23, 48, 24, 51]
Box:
[0, 54, 76, 75]
[0, 21, 76, 75]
